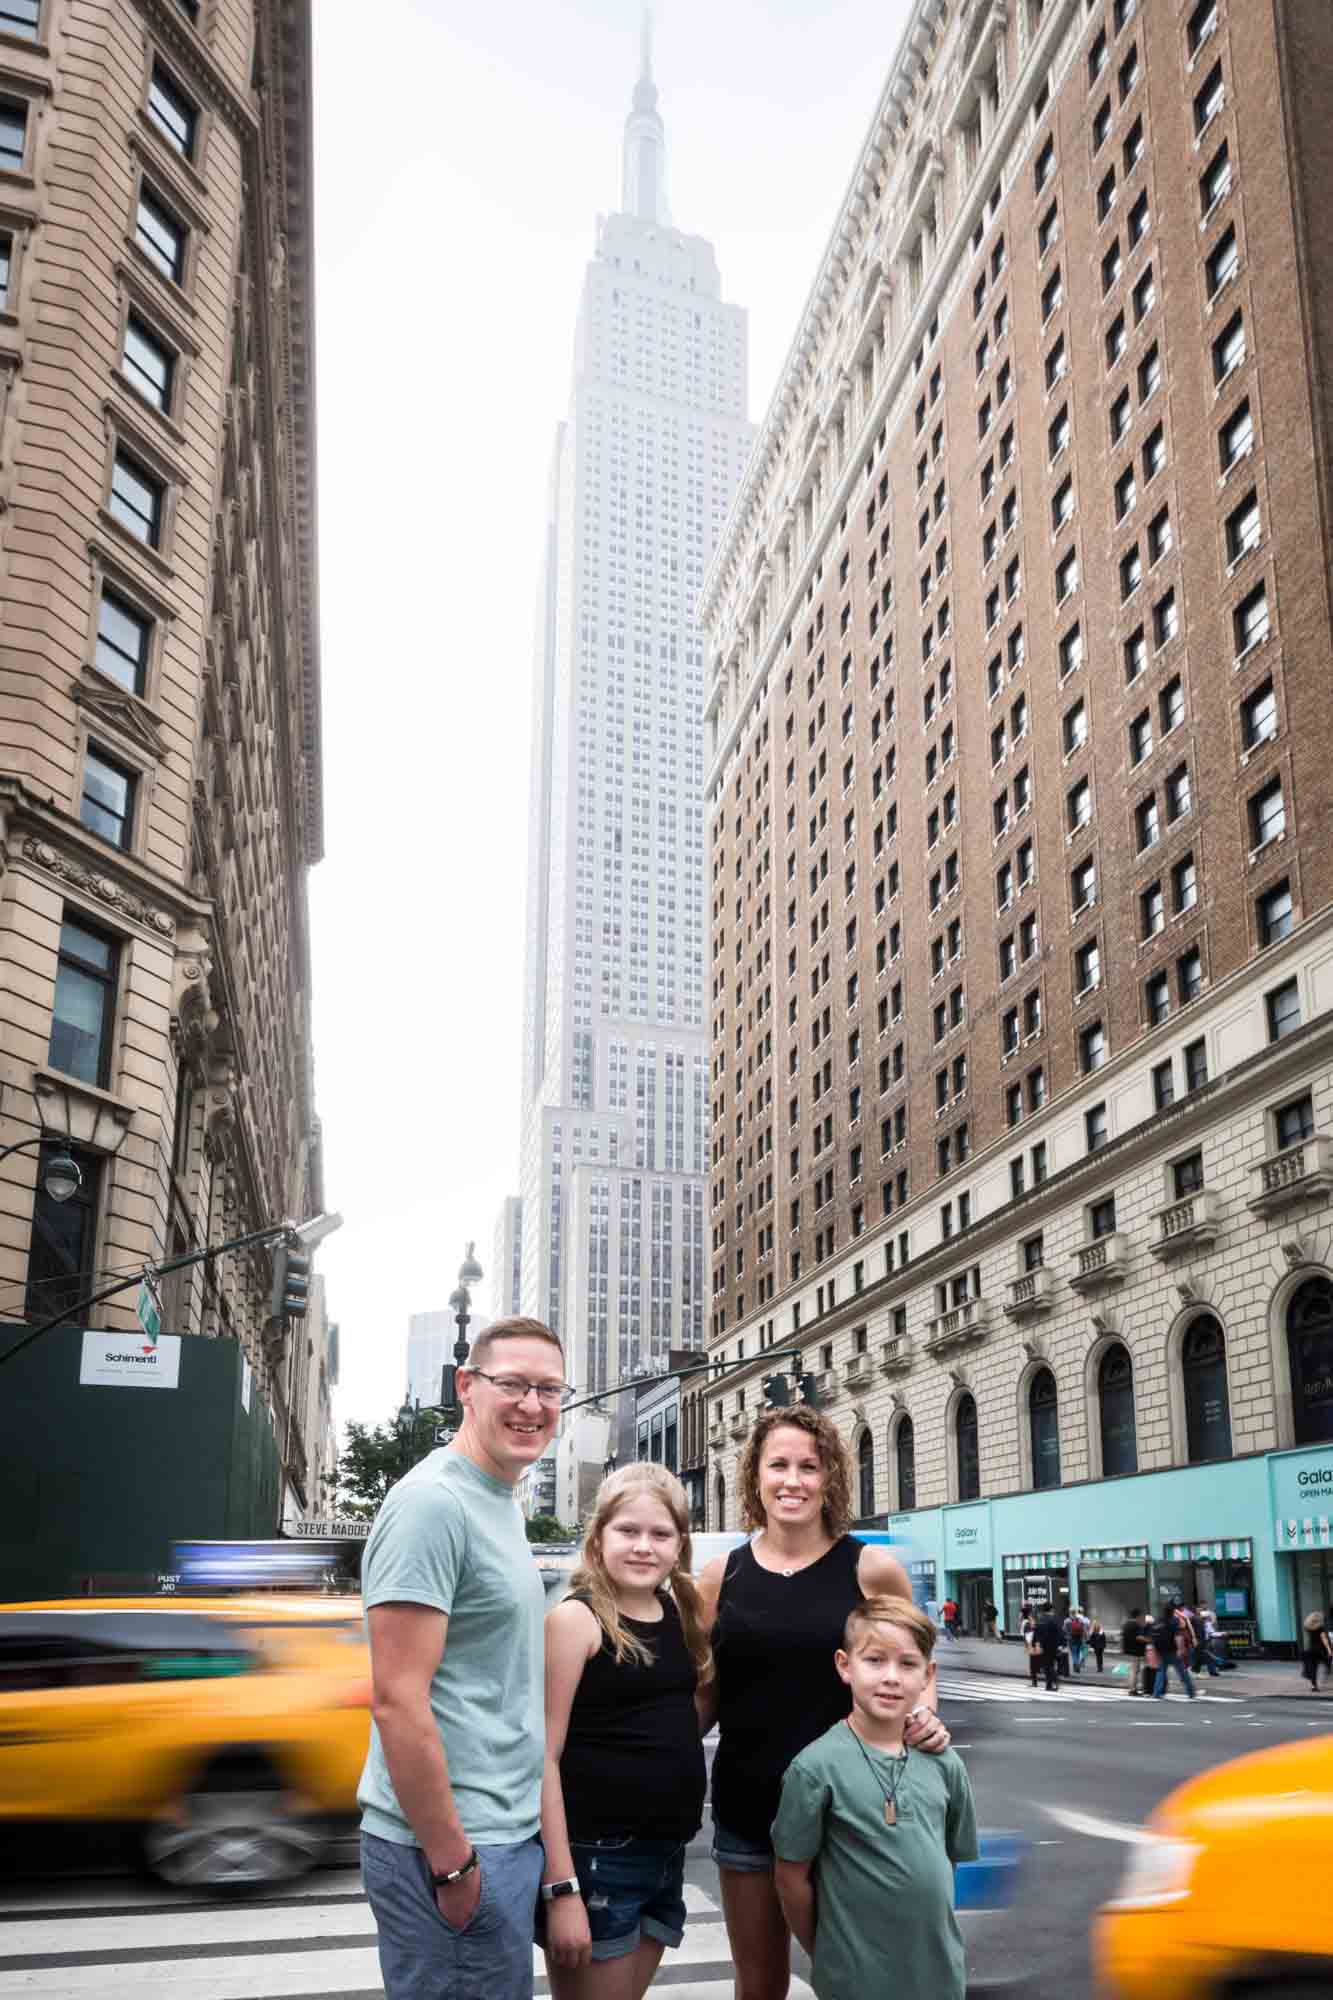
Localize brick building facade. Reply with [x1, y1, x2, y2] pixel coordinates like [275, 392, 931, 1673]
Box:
[700, 0, 1333, 1650]
[0, 1, 328, 1517]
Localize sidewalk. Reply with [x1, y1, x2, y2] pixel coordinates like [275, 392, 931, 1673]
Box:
[938, 1634, 1315, 1699]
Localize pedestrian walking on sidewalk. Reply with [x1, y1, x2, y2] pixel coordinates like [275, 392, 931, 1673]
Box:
[539, 1463, 713, 1996]
[1300, 1612, 1332, 1694]
[1064, 1608, 1089, 1673]
[940, 1596, 960, 1641]
[772, 1597, 978, 2000]
[982, 1598, 999, 1641]
[1089, 1617, 1107, 1672]
[1151, 1605, 1197, 1699]
[358, 1317, 564, 2000]
[1020, 1604, 1041, 1687]
[1034, 1608, 1062, 1691]
[695, 1407, 953, 2000]
[1120, 1610, 1146, 1695]
[1190, 1606, 1222, 1680]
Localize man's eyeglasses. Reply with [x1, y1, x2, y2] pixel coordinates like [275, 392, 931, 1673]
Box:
[467, 1368, 573, 1408]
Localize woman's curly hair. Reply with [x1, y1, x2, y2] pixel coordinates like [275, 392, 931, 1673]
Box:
[737, 1405, 852, 1541]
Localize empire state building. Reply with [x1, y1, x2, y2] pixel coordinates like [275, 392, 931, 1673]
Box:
[511, 21, 754, 1422]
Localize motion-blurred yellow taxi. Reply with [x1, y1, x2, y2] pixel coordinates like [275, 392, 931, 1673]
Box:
[0, 1596, 369, 1889]
[1093, 1731, 1333, 2000]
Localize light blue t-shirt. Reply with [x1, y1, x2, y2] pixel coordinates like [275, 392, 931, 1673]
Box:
[357, 1447, 544, 1846]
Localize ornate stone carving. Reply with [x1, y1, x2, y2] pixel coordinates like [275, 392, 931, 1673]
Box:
[21, 838, 175, 936]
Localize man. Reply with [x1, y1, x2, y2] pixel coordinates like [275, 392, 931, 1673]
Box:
[940, 1595, 960, 1640]
[1150, 1602, 1196, 1700]
[358, 1317, 568, 2000]
[981, 1598, 999, 1641]
[1033, 1606, 1063, 1691]
[1120, 1607, 1146, 1696]
[1064, 1606, 1088, 1673]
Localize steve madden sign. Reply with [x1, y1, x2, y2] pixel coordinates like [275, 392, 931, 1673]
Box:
[79, 1331, 181, 1389]
[286, 1519, 371, 1540]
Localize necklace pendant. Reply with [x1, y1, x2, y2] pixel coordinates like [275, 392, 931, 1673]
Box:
[782, 1566, 794, 1578]
[884, 1799, 897, 1827]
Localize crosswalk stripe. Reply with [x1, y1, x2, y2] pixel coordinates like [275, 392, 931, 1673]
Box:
[938, 1672, 1238, 1704]
[0, 1872, 819, 2000]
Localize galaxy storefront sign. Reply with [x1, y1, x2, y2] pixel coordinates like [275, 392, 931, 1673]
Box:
[1271, 1444, 1333, 1550]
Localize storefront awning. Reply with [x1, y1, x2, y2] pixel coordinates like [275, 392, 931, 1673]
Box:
[1080, 1545, 1148, 1563]
[1162, 1539, 1252, 1561]
[1002, 1551, 1069, 1572]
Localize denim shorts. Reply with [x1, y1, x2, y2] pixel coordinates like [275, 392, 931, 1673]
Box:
[362, 1830, 543, 2000]
[710, 1816, 774, 1873]
[547, 1833, 688, 1960]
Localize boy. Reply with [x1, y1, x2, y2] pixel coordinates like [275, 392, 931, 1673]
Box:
[772, 1596, 978, 2000]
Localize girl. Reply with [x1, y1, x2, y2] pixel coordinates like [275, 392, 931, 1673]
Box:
[1089, 1615, 1107, 1672]
[540, 1463, 713, 1999]
[696, 1406, 950, 2000]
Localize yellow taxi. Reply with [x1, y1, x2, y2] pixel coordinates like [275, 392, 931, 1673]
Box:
[1093, 1730, 1333, 2000]
[0, 1596, 370, 1889]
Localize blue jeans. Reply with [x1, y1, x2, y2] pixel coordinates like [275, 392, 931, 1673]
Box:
[711, 1816, 774, 1873]
[543, 1833, 687, 1961]
[362, 1830, 544, 2000]
[1154, 1654, 1196, 1699]
[1070, 1640, 1087, 1672]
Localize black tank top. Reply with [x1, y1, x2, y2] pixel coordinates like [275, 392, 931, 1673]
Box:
[559, 1594, 706, 1842]
[711, 1535, 864, 1843]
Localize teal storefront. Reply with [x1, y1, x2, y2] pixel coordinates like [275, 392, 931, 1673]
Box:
[886, 1443, 1333, 1655]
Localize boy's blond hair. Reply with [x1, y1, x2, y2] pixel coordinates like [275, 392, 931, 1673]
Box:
[842, 1593, 937, 1660]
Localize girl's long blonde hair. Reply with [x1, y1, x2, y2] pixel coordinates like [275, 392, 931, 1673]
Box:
[569, 1461, 714, 1685]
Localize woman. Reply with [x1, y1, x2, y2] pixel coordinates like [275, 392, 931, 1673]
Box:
[1088, 1616, 1106, 1672]
[696, 1406, 950, 2000]
[1020, 1602, 1041, 1687]
[1300, 1611, 1331, 1694]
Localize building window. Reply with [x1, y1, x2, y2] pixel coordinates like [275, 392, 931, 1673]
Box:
[955, 1393, 980, 1502]
[1275, 1092, 1314, 1151]
[135, 184, 188, 285]
[1030, 1368, 1061, 1491]
[49, 913, 119, 1087]
[1099, 1343, 1138, 1476]
[80, 746, 136, 849]
[895, 1415, 916, 1511]
[1213, 311, 1245, 385]
[1145, 970, 1170, 1026]
[24, 1142, 100, 1323]
[1257, 878, 1293, 947]
[1184, 1037, 1209, 1092]
[1173, 1150, 1205, 1199]
[122, 314, 175, 413]
[1249, 776, 1285, 851]
[1288, 1278, 1333, 1445]
[1266, 977, 1301, 1043]
[148, 63, 198, 160]
[1241, 678, 1276, 750]
[0, 0, 40, 38]
[1220, 399, 1253, 472]
[1180, 1317, 1231, 1464]
[1152, 1058, 1174, 1110]
[1141, 881, 1164, 937]
[95, 586, 152, 695]
[1205, 224, 1239, 299]
[0, 96, 27, 171]
[109, 448, 165, 547]
[858, 1429, 875, 1520]
[1085, 1101, 1108, 1152]
[1090, 1195, 1117, 1239]
[1233, 583, 1269, 657]
[1172, 851, 1198, 914]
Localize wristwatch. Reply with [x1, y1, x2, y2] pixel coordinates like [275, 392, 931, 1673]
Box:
[431, 1849, 478, 1887]
[541, 1878, 581, 1902]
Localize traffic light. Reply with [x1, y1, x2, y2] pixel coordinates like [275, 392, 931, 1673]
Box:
[762, 1373, 791, 1409]
[797, 1373, 819, 1406]
[269, 1241, 311, 1324]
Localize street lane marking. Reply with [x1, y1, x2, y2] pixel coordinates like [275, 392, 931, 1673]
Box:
[1042, 1805, 1154, 1846]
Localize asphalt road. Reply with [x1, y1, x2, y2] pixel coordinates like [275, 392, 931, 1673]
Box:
[1, 1675, 1328, 1998]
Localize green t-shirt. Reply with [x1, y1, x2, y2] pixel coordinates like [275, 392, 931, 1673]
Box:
[357, 1447, 544, 1847]
[772, 1721, 978, 2000]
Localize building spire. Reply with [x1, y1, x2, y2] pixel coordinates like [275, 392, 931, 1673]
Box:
[622, 6, 668, 224]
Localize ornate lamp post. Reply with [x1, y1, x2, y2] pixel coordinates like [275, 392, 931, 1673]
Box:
[438, 1242, 484, 1426]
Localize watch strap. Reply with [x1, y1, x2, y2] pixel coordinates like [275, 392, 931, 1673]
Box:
[541, 1877, 581, 1902]
[430, 1848, 478, 1887]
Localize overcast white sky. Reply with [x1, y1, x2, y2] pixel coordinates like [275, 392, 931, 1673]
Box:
[307, 0, 914, 1434]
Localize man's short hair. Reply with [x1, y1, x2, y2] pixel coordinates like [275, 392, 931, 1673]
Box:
[843, 1594, 938, 1661]
[466, 1317, 564, 1372]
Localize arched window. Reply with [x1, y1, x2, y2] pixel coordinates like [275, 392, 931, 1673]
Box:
[1182, 1316, 1232, 1462]
[1029, 1368, 1061, 1490]
[896, 1415, 917, 1511]
[956, 1393, 980, 1501]
[1099, 1343, 1138, 1476]
[1288, 1277, 1333, 1444]
[858, 1429, 875, 1519]
[714, 1471, 726, 1532]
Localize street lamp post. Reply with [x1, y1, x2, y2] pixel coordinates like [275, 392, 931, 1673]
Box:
[437, 1243, 484, 1428]
[0, 1133, 84, 1205]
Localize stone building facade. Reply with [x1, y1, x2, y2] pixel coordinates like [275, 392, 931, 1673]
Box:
[0, 1, 326, 1517]
[700, 0, 1333, 1651]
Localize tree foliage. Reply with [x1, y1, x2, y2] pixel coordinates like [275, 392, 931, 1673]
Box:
[524, 1513, 580, 1545]
[331, 1415, 436, 1520]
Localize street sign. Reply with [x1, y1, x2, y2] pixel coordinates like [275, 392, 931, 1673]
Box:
[286, 1518, 371, 1540]
[79, 1330, 181, 1389]
[434, 1425, 452, 1445]
[137, 1272, 162, 1346]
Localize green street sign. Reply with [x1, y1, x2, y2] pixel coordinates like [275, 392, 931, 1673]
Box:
[137, 1275, 162, 1346]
